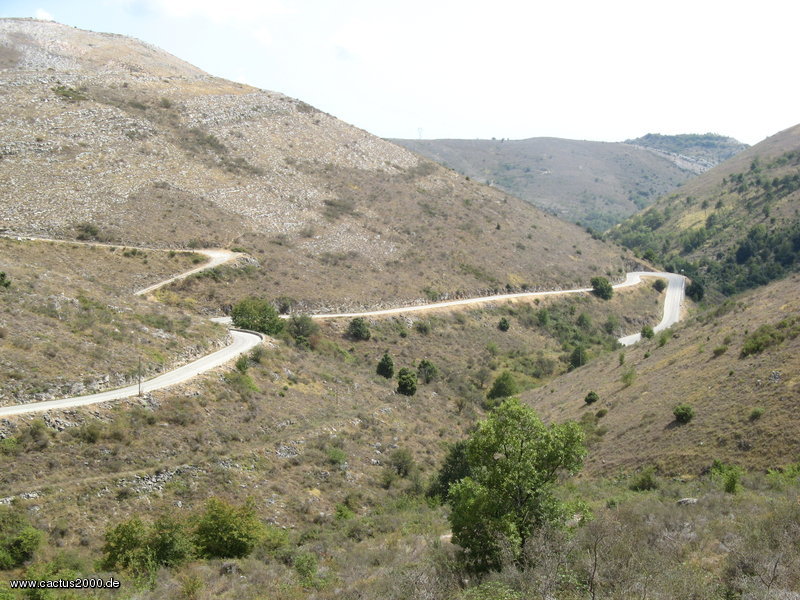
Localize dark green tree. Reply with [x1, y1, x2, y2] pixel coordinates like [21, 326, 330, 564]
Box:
[0, 507, 43, 569]
[396, 367, 417, 396]
[486, 371, 518, 402]
[347, 317, 371, 340]
[652, 278, 667, 292]
[673, 404, 694, 424]
[376, 351, 394, 378]
[286, 314, 319, 348]
[590, 276, 614, 300]
[584, 391, 599, 405]
[428, 440, 471, 500]
[686, 280, 705, 301]
[448, 398, 585, 572]
[0, 272, 10, 289]
[498, 317, 510, 331]
[417, 358, 438, 383]
[569, 345, 588, 369]
[231, 297, 284, 335]
[641, 325, 655, 339]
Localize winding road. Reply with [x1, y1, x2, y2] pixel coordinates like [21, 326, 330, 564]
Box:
[0, 237, 686, 417]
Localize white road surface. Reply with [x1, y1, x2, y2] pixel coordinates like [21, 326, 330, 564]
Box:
[0, 235, 686, 416]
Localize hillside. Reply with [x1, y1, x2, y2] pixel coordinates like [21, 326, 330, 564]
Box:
[391, 135, 745, 231]
[609, 123, 800, 295]
[0, 19, 630, 312]
[625, 133, 748, 173]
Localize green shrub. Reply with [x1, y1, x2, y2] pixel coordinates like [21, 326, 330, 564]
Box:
[231, 297, 284, 335]
[590, 276, 614, 300]
[0, 273, 10, 289]
[376, 351, 394, 379]
[193, 498, 265, 559]
[327, 447, 347, 466]
[287, 314, 320, 348]
[486, 371, 518, 401]
[641, 325, 655, 339]
[712, 345, 728, 357]
[621, 367, 636, 387]
[653, 279, 667, 292]
[389, 448, 415, 477]
[235, 355, 249, 373]
[749, 407, 765, 421]
[629, 467, 659, 491]
[347, 317, 371, 340]
[584, 391, 599, 405]
[673, 404, 694, 424]
[0, 507, 43, 569]
[396, 367, 417, 396]
[417, 358, 438, 383]
[498, 317, 510, 331]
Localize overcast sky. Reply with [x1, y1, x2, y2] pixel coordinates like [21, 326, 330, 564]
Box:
[2, 0, 799, 145]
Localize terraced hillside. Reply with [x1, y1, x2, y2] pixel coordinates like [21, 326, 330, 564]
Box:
[0, 19, 630, 312]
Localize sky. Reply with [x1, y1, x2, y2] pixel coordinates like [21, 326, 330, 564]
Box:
[2, 0, 799, 145]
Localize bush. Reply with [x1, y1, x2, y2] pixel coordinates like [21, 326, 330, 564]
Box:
[396, 368, 417, 396]
[0, 507, 43, 569]
[417, 358, 438, 383]
[590, 276, 614, 300]
[498, 317, 510, 331]
[486, 371, 518, 401]
[231, 297, 284, 335]
[569, 345, 588, 369]
[629, 467, 659, 491]
[673, 404, 694, 424]
[193, 498, 265, 559]
[641, 325, 655, 339]
[749, 407, 765, 421]
[584, 391, 599, 405]
[686, 280, 704, 301]
[347, 317, 371, 340]
[0, 273, 10, 289]
[712, 345, 728, 357]
[287, 314, 320, 348]
[621, 367, 636, 387]
[652, 278, 667, 292]
[376, 351, 394, 379]
[389, 448, 415, 477]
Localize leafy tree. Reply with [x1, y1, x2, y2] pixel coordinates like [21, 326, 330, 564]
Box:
[652, 278, 667, 292]
[0, 507, 43, 569]
[347, 317, 371, 340]
[486, 371, 518, 402]
[590, 276, 614, 300]
[641, 325, 655, 339]
[388, 448, 415, 477]
[584, 391, 599, 405]
[100, 516, 150, 572]
[376, 351, 394, 378]
[231, 297, 284, 335]
[286, 314, 319, 348]
[417, 358, 438, 383]
[193, 498, 264, 559]
[396, 367, 417, 396]
[498, 317, 510, 331]
[448, 398, 585, 572]
[0, 272, 10, 289]
[148, 514, 193, 568]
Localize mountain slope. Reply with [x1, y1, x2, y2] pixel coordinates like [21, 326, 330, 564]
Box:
[391, 136, 745, 231]
[609, 123, 800, 296]
[525, 273, 800, 476]
[0, 19, 630, 312]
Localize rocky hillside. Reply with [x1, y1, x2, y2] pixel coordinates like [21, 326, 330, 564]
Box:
[391, 136, 743, 232]
[609, 123, 800, 296]
[625, 133, 748, 174]
[0, 19, 630, 311]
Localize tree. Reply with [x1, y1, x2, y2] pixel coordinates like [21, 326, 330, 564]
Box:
[231, 297, 284, 335]
[376, 352, 394, 378]
[193, 498, 264, 559]
[584, 391, 599, 405]
[429, 440, 472, 500]
[652, 278, 667, 292]
[686, 280, 704, 301]
[673, 404, 694, 424]
[486, 371, 518, 402]
[0, 507, 43, 569]
[498, 317, 510, 331]
[396, 367, 417, 396]
[286, 314, 319, 348]
[347, 317, 371, 340]
[0, 272, 10, 289]
[641, 325, 655, 339]
[417, 358, 438, 383]
[448, 399, 585, 572]
[590, 276, 614, 300]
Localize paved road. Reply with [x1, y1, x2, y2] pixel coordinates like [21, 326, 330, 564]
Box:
[0, 235, 686, 416]
[0, 330, 262, 417]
